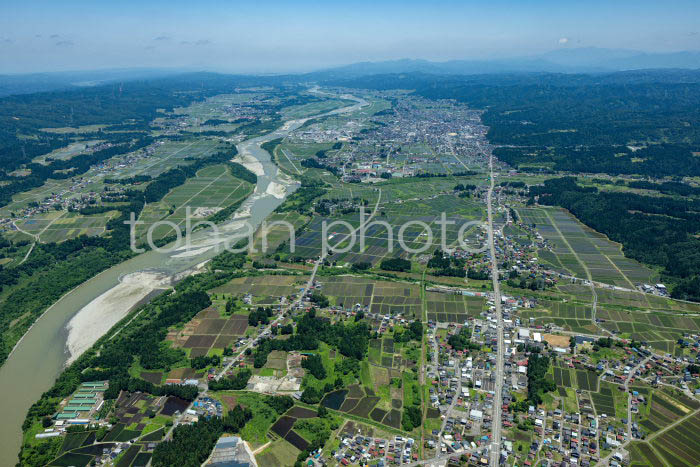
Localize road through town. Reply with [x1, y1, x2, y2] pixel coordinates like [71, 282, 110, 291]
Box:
[486, 151, 505, 467]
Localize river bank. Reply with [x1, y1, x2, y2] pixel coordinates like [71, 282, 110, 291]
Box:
[64, 271, 172, 365]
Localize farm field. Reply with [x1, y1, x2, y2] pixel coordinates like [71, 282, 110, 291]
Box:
[211, 274, 309, 306]
[638, 388, 698, 434]
[32, 140, 105, 164]
[287, 193, 484, 265]
[1, 138, 226, 244]
[250, 211, 309, 258]
[518, 207, 656, 287]
[520, 292, 700, 350]
[318, 276, 423, 320]
[256, 438, 301, 466]
[648, 411, 700, 466]
[172, 93, 263, 121]
[14, 209, 121, 243]
[280, 98, 354, 119]
[425, 291, 485, 323]
[519, 299, 597, 334]
[165, 305, 251, 357]
[136, 163, 254, 240]
[117, 139, 223, 179]
[596, 306, 700, 353]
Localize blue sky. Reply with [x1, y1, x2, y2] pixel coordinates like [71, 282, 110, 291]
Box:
[1, 0, 699, 73]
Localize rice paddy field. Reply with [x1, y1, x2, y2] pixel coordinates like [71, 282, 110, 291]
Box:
[287, 193, 485, 264]
[637, 387, 699, 434]
[646, 411, 700, 466]
[211, 274, 309, 305]
[136, 163, 254, 240]
[426, 291, 485, 323]
[12, 208, 122, 243]
[280, 98, 354, 119]
[2, 138, 227, 244]
[116, 139, 224, 179]
[166, 306, 250, 357]
[518, 207, 656, 287]
[519, 300, 597, 334]
[318, 276, 422, 319]
[596, 306, 700, 354]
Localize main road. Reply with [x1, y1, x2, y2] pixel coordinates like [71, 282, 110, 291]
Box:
[486, 150, 505, 466]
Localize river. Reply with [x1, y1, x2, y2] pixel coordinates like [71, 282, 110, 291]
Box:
[0, 91, 367, 466]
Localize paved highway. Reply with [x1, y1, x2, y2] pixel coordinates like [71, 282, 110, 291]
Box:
[486, 151, 505, 466]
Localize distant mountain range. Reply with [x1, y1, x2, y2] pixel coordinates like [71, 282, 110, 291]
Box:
[315, 48, 700, 78]
[0, 68, 188, 97]
[2, 48, 700, 97]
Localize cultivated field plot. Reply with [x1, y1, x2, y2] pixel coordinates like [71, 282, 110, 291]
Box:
[275, 142, 327, 175]
[371, 281, 422, 319]
[319, 180, 381, 206]
[13, 209, 121, 243]
[2, 139, 223, 236]
[519, 300, 596, 334]
[212, 275, 308, 304]
[319, 276, 374, 308]
[32, 140, 105, 164]
[251, 211, 308, 256]
[650, 411, 700, 466]
[173, 92, 263, 121]
[319, 384, 401, 430]
[555, 283, 594, 301]
[117, 139, 223, 179]
[255, 439, 301, 467]
[288, 194, 484, 264]
[137, 164, 253, 240]
[518, 207, 655, 287]
[167, 306, 249, 356]
[0, 173, 108, 221]
[284, 430, 310, 451]
[595, 289, 651, 309]
[40, 211, 121, 242]
[318, 276, 422, 318]
[591, 384, 616, 417]
[280, 98, 353, 119]
[597, 307, 700, 349]
[575, 370, 599, 391]
[426, 291, 485, 323]
[639, 389, 697, 434]
[628, 442, 666, 467]
[553, 365, 573, 388]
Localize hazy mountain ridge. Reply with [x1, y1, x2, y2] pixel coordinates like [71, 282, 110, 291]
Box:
[2, 48, 700, 97]
[317, 48, 700, 78]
